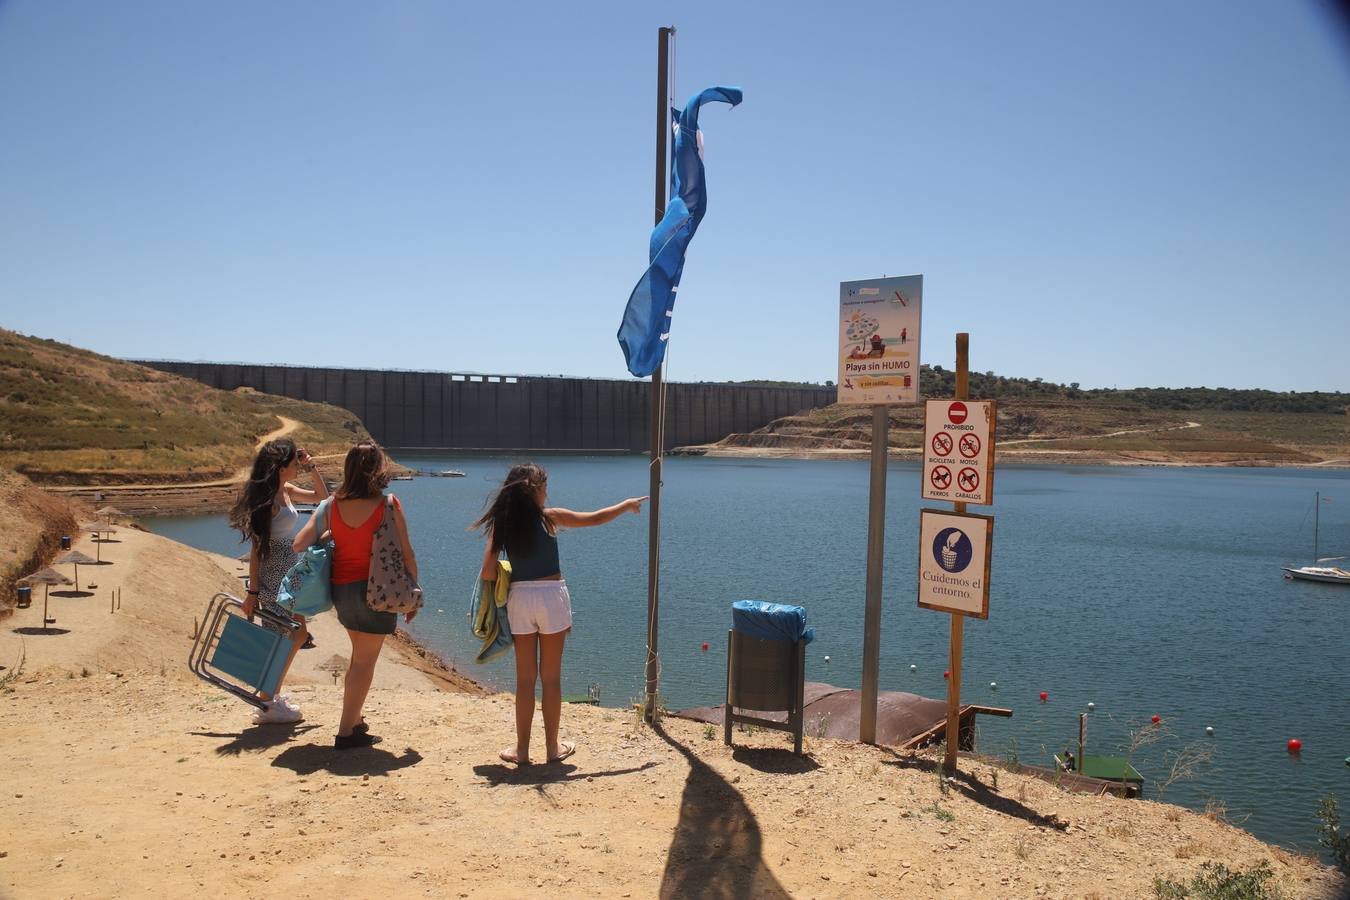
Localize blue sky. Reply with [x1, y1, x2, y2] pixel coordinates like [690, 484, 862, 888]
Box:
[2, 1, 1347, 391]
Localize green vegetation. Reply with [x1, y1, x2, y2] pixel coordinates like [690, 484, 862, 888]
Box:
[0, 329, 372, 482]
[1151, 861, 1277, 899]
[1317, 795, 1350, 874]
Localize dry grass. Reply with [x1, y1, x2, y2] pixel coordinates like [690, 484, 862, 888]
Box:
[0, 329, 373, 482]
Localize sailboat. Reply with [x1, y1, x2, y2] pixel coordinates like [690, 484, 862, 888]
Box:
[1282, 492, 1350, 585]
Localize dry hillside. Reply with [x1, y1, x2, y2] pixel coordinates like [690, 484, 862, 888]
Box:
[0, 329, 374, 484]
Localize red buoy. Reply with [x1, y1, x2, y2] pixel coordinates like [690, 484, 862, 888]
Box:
[701, 642, 709, 652]
[1151, 715, 1161, 725]
[943, 670, 950, 679]
[1039, 691, 1048, 702]
[1288, 738, 1302, 753]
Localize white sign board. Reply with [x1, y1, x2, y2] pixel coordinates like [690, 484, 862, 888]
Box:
[922, 399, 996, 505]
[917, 509, 992, 619]
[837, 275, 922, 405]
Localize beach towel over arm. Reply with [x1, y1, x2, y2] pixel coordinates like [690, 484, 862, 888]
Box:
[470, 559, 512, 663]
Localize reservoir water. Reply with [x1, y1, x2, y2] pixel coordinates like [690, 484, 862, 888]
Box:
[145, 454, 1350, 855]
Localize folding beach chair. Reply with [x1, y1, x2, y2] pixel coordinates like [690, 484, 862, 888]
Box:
[189, 592, 299, 710]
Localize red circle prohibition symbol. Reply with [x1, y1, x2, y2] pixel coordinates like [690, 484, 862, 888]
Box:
[931, 433, 953, 456]
[947, 401, 968, 424]
[930, 465, 952, 490]
[958, 433, 982, 458]
[958, 467, 980, 492]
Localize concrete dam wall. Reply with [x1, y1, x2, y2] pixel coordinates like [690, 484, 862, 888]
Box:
[140, 361, 836, 452]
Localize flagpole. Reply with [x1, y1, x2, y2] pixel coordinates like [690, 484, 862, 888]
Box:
[644, 25, 674, 723]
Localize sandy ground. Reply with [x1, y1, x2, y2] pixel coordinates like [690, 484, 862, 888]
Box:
[0, 532, 1344, 899]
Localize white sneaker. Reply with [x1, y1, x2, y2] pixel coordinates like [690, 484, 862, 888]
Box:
[253, 698, 303, 725]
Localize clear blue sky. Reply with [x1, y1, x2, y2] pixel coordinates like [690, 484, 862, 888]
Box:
[2, 1, 1348, 391]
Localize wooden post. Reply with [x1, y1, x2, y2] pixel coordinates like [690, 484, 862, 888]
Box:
[110, 590, 114, 614]
[943, 333, 970, 773]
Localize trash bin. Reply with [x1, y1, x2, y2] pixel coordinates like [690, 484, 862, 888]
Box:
[724, 601, 813, 755]
[60, 536, 72, 550]
[15, 586, 32, 609]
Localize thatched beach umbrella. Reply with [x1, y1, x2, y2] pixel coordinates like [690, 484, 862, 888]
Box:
[94, 505, 126, 520]
[53, 549, 98, 591]
[318, 654, 348, 685]
[20, 567, 74, 632]
[81, 523, 118, 562]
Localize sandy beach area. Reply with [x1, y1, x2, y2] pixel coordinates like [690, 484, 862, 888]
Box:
[0, 528, 1343, 899]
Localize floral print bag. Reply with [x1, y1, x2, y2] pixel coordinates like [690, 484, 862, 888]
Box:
[365, 494, 423, 615]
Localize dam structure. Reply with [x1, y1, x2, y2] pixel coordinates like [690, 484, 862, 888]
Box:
[140, 361, 835, 452]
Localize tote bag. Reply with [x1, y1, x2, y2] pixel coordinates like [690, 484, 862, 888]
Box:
[277, 498, 335, 618]
[366, 494, 423, 615]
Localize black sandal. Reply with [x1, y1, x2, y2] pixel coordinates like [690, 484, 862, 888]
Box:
[334, 731, 382, 750]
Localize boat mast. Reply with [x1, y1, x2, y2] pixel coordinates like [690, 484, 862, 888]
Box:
[1314, 491, 1319, 563]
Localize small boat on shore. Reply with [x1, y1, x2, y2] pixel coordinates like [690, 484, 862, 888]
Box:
[430, 470, 466, 478]
[391, 474, 414, 481]
[1282, 492, 1350, 585]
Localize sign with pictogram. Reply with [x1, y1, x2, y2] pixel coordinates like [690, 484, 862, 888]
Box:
[917, 508, 992, 618]
[922, 399, 995, 505]
[837, 275, 923, 405]
[930, 465, 952, 490]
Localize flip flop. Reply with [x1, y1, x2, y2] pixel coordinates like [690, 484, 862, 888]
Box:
[547, 741, 576, 763]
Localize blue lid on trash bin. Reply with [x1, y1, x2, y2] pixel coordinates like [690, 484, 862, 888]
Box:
[731, 600, 814, 644]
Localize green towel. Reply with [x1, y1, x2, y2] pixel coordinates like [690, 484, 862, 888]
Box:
[470, 559, 512, 663]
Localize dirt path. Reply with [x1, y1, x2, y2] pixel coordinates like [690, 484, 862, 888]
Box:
[1001, 421, 1202, 447]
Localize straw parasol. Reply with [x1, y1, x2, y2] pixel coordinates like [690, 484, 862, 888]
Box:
[53, 549, 98, 591]
[81, 523, 118, 561]
[318, 654, 348, 685]
[94, 505, 126, 520]
[19, 567, 74, 632]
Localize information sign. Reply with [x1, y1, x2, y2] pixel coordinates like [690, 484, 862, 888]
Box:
[922, 399, 995, 505]
[917, 509, 992, 619]
[837, 275, 922, 405]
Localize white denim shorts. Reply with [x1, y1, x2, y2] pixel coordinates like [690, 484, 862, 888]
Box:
[506, 579, 573, 635]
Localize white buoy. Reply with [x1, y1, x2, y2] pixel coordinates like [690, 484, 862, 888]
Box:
[990, 681, 997, 689]
[1087, 702, 1096, 711]
[1206, 726, 1214, 736]
[823, 655, 831, 663]
[910, 664, 917, 672]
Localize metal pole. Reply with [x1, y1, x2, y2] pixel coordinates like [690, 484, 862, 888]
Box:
[859, 404, 889, 743]
[644, 25, 674, 723]
[943, 332, 969, 773]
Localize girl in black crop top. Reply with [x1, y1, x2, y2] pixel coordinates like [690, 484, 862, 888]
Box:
[473, 462, 645, 765]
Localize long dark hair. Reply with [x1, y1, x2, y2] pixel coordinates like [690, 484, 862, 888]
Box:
[336, 441, 389, 500]
[228, 438, 297, 558]
[472, 463, 552, 556]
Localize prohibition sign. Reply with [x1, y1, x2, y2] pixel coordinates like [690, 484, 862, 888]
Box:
[957, 467, 980, 492]
[947, 401, 968, 425]
[958, 433, 982, 458]
[930, 465, 952, 490]
[931, 433, 953, 456]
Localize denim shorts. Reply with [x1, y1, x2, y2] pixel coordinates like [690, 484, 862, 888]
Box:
[333, 580, 397, 635]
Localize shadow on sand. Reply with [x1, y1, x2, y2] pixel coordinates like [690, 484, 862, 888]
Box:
[12, 627, 71, 636]
[882, 751, 1068, 830]
[271, 743, 424, 777]
[472, 760, 656, 787]
[50, 590, 95, 598]
[652, 721, 793, 899]
[191, 723, 321, 756]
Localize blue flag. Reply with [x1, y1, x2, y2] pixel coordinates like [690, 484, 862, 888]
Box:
[617, 86, 743, 377]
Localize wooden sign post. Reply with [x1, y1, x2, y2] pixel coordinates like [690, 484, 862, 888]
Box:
[916, 333, 995, 773]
